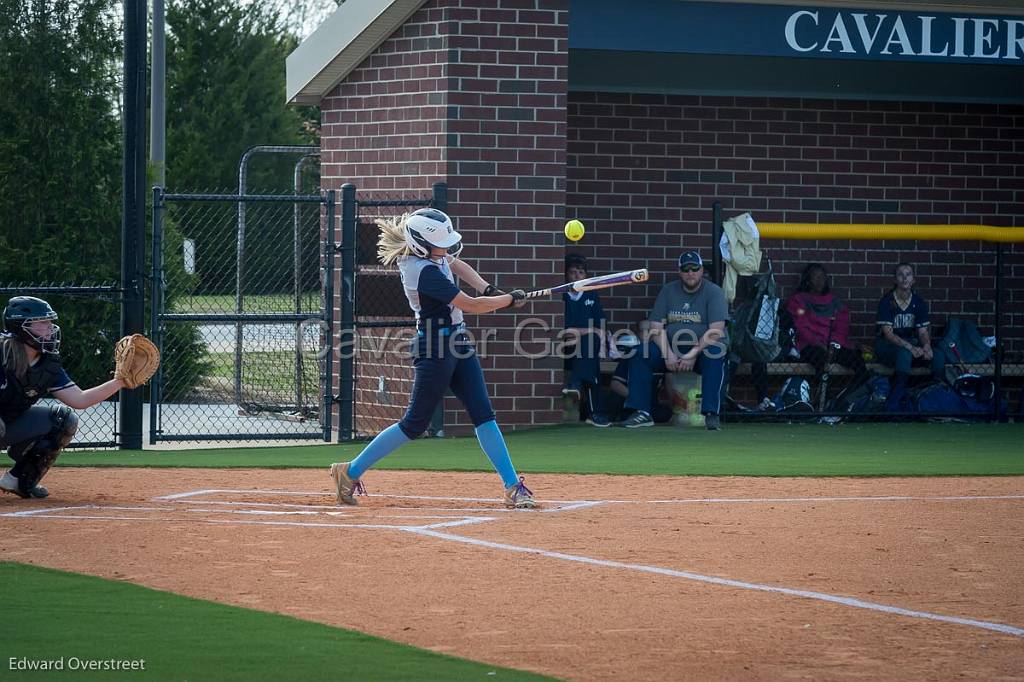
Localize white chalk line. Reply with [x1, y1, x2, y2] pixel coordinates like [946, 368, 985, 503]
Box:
[152, 488, 595, 514]
[8, 490, 1023, 638]
[3, 509, 494, 531]
[405, 527, 1024, 639]
[639, 494, 1024, 505]
[3, 503, 497, 530]
[161, 499, 527, 513]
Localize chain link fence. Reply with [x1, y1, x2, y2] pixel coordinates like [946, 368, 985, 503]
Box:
[151, 189, 334, 443]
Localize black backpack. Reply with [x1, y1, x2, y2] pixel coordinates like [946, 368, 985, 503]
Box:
[731, 259, 780, 363]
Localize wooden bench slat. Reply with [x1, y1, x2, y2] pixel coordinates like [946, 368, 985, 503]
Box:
[596, 360, 1020, 378]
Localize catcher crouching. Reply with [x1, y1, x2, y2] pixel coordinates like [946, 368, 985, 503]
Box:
[0, 297, 159, 499]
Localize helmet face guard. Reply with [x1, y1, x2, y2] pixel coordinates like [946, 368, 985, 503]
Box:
[20, 319, 62, 354]
[3, 296, 61, 354]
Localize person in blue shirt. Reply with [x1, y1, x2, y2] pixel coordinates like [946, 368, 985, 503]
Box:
[561, 254, 609, 426]
[875, 263, 945, 409]
[1, 297, 127, 499]
[327, 208, 539, 509]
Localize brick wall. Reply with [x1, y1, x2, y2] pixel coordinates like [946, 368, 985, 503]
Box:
[320, 0, 570, 437]
[566, 94, 1024, 364]
[441, 0, 569, 433]
[320, 11, 1022, 435]
[319, 3, 447, 438]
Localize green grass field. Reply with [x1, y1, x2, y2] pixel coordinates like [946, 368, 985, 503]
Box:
[61, 423, 1024, 476]
[173, 292, 320, 313]
[0, 563, 555, 681]
[206, 350, 321, 394]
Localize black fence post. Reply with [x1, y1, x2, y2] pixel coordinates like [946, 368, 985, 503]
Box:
[149, 187, 164, 445]
[428, 182, 448, 437]
[338, 184, 357, 441]
[323, 190, 336, 442]
[994, 242, 1004, 422]
[711, 201, 722, 284]
[119, 0, 148, 450]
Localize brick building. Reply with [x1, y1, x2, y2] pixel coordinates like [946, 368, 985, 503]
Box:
[288, 0, 1023, 435]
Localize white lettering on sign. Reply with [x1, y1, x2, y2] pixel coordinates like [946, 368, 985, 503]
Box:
[918, 17, 948, 56]
[973, 18, 999, 58]
[1008, 20, 1024, 59]
[784, 10, 818, 52]
[784, 10, 1024, 60]
[880, 16, 914, 55]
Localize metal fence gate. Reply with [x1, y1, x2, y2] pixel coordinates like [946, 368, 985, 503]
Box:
[336, 182, 447, 441]
[150, 189, 335, 443]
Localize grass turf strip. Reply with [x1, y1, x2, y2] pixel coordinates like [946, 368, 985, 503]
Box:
[57, 423, 1024, 476]
[0, 562, 557, 681]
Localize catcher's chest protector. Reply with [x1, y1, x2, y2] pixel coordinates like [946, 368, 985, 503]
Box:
[0, 355, 63, 421]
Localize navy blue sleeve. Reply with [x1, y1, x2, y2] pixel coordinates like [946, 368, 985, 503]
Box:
[592, 294, 605, 325]
[876, 294, 894, 326]
[418, 264, 461, 304]
[914, 295, 930, 327]
[49, 367, 76, 393]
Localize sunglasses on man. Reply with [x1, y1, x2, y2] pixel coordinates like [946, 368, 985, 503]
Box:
[680, 265, 702, 273]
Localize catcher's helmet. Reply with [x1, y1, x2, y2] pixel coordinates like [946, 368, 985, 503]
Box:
[404, 208, 462, 259]
[3, 296, 61, 354]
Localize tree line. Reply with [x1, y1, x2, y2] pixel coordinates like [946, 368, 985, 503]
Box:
[0, 0, 333, 389]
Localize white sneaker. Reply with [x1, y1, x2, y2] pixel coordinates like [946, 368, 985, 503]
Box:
[0, 472, 48, 499]
[0, 471, 18, 495]
[503, 477, 539, 509]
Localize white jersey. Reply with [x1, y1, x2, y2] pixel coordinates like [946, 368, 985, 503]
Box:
[397, 256, 465, 329]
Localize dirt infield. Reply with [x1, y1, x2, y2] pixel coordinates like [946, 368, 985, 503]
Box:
[2, 469, 1022, 680]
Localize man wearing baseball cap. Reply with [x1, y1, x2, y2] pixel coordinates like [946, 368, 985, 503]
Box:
[613, 250, 728, 430]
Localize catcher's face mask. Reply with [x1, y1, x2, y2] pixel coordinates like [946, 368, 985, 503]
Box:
[23, 318, 61, 354]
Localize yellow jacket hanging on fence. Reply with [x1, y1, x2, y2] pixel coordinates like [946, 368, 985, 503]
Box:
[720, 213, 762, 304]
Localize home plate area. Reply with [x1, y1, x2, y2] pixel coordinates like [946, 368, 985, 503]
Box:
[1, 488, 596, 530]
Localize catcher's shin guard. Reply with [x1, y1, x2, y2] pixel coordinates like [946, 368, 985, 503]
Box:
[14, 405, 77, 495]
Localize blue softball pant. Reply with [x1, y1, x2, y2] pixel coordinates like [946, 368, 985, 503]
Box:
[875, 338, 945, 378]
[398, 336, 495, 439]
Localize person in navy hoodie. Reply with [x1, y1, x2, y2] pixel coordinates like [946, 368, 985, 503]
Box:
[562, 254, 610, 426]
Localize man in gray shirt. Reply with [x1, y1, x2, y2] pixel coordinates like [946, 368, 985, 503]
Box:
[617, 250, 728, 430]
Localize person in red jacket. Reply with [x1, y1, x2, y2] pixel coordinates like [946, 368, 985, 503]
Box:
[786, 263, 869, 385]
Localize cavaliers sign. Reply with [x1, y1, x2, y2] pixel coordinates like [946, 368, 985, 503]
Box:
[570, 0, 1024, 65]
[785, 10, 1024, 61]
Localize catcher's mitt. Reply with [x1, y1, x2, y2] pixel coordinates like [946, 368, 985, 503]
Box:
[114, 334, 160, 389]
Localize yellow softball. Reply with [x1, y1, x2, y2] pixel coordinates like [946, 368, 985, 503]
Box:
[564, 219, 585, 242]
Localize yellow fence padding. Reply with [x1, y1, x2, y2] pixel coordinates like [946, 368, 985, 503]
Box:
[757, 223, 1023, 243]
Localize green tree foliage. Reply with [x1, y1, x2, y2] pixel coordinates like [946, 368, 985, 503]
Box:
[0, 0, 123, 387]
[166, 0, 320, 297]
[166, 0, 316, 193]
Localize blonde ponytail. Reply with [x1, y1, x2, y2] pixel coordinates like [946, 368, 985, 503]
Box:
[376, 214, 412, 266]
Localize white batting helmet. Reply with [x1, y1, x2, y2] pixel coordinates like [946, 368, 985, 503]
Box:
[404, 208, 462, 259]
